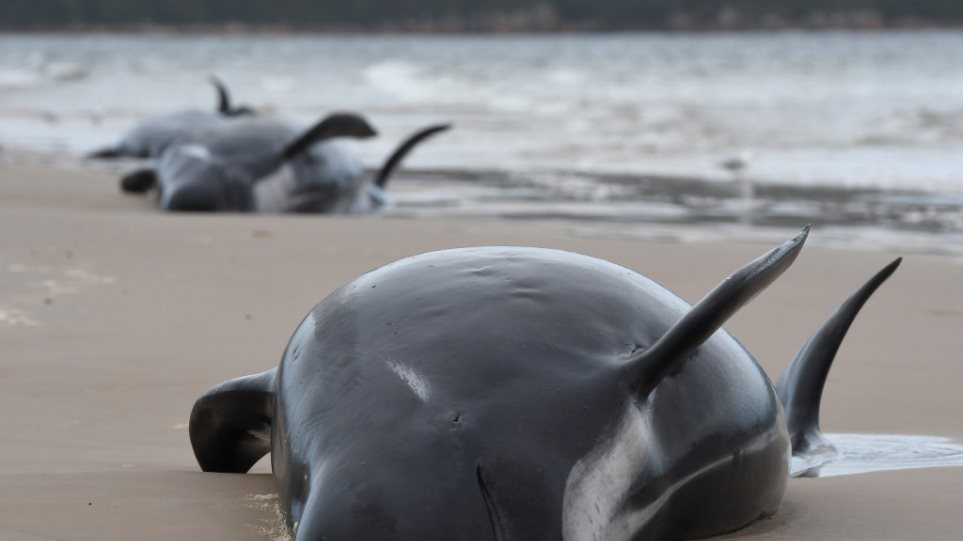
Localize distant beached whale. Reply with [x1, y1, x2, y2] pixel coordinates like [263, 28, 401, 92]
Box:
[122, 115, 449, 214]
[86, 76, 254, 160]
[147, 113, 378, 212]
[189, 228, 901, 540]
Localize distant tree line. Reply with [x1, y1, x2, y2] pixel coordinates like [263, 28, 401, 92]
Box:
[1, 1, 962, 31]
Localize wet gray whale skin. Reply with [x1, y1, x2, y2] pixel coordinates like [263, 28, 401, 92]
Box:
[100, 110, 223, 159]
[144, 113, 379, 212]
[189, 228, 900, 540]
[150, 115, 366, 193]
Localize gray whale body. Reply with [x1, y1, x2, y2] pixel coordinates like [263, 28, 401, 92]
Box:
[150, 113, 377, 212]
[88, 76, 254, 160]
[189, 228, 900, 540]
[128, 115, 449, 213]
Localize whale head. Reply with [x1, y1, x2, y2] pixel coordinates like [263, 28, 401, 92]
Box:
[156, 144, 255, 212]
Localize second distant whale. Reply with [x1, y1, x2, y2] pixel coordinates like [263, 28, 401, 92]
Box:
[87, 76, 255, 160]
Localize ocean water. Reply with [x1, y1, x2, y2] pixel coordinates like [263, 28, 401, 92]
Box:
[818, 434, 963, 478]
[1, 32, 962, 251]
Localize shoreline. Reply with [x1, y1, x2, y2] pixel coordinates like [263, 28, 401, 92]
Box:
[5, 148, 963, 258]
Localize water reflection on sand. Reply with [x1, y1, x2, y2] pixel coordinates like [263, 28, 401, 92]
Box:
[813, 433, 963, 478]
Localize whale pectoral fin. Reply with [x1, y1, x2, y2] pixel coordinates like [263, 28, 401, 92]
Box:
[119, 167, 157, 194]
[779, 258, 901, 476]
[189, 368, 277, 473]
[621, 226, 810, 396]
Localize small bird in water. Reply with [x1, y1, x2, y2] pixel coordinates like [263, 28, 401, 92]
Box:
[720, 148, 755, 176]
[720, 148, 756, 223]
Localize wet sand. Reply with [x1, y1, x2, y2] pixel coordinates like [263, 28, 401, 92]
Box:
[1, 162, 961, 540]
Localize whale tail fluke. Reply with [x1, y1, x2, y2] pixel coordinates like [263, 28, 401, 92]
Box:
[779, 258, 901, 476]
[619, 226, 810, 396]
[374, 123, 451, 188]
[189, 368, 277, 473]
[282, 112, 378, 160]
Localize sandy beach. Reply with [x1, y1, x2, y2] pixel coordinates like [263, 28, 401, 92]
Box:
[1, 161, 962, 540]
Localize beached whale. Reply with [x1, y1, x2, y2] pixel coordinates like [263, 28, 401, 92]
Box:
[189, 228, 900, 540]
[87, 76, 254, 160]
[123, 115, 449, 213]
[148, 113, 378, 212]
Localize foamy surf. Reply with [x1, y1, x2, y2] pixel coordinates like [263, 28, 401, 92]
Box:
[807, 434, 963, 478]
[245, 493, 293, 541]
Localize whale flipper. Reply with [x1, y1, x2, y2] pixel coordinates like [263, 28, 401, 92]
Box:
[120, 167, 158, 193]
[374, 123, 451, 188]
[281, 113, 378, 160]
[779, 258, 901, 476]
[621, 226, 809, 396]
[189, 368, 276, 473]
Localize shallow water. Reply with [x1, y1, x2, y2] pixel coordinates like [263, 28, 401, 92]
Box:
[388, 168, 963, 255]
[817, 433, 963, 478]
[1, 32, 962, 252]
[245, 494, 292, 541]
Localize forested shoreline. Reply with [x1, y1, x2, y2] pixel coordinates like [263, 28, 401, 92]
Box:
[2, 1, 962, 32]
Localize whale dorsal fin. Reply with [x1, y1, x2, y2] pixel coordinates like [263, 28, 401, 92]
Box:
[189, 368, 277, 473]
[210, 75, 256, 117]
[210, 75, 231, 115]
[621, 226, 810, 396]
[779, 258, 901, 471]
[281, 113, 378, 160]
[374, 123, 451, 188]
